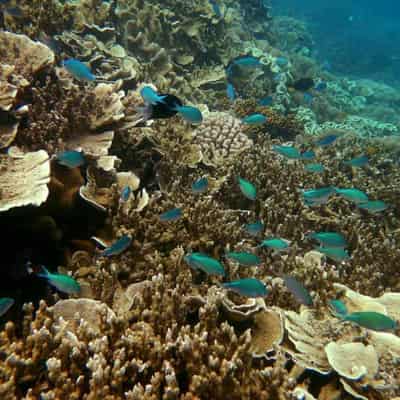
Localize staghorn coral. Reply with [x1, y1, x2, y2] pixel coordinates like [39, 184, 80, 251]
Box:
[0, 281, 297, 400]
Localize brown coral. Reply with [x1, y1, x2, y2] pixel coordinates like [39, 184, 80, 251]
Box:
[0, 150, 50, 212]
[234, 99, 304, 141]
[193, 111, 253, 166]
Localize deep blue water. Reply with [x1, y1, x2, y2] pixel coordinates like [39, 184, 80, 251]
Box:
[271, 0, 400, 85]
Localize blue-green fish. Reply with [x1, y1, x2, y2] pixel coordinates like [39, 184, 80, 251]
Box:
[173, 105, 203, 124]
[244, 221, 264, 237]
[183, 252, 208, 269]
[101, 235, 132, 256]
[314, 81, 327, 91]
[37, 267, 80, 295]
[283, 275, 313, 306]
[0, 298, 14, 317]
[258, 96, 273, 106]
[303, 92, 313, 104]
[315, 246, 350, 262]
[344, 155, 369, 168]
[304, 163, 324, 173]
[232, 56, 261, 67]
[159, 208, 183, 222]
[344, 311, 397, 331]
[272, 145, 301, 160]
[300, 150, 316, 160]
[226, 83, 236, 102]
[120, 186, 131, 202]
[315, 134, 338, 147]
[238, 177, 256, 200]
[225, 251, 261, 266]
[329, 299, 348, 317]
[209, 0, 222, 17]
[302, 187, 334, 206]
[191, 177, 208, 194]
[63, 59, 96, 82]
[226, 56, 261, 78]
[335, 188, 369, 204]
[222, 278, 268, 298]
[306, 232, 347, 248]
[242, 113, 268, 125]
[357, 200, 388, 214]
[140, 86, 167, 105]
[56, 150, 85, 168]
[275, 56, 288, 66]
[184, 252, 225, 276]
[259, 237, 290, 251]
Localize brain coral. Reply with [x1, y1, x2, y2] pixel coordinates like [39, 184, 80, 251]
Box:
[193, 112, 253, 166]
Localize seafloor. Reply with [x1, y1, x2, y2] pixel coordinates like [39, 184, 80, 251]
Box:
[0, 1, 399, 399]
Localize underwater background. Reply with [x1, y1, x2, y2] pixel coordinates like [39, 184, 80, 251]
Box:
[272, 0, 400, 85]
[0, 0, 399, 399]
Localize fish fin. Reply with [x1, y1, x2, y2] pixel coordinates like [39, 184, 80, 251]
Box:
[158, 94, 168, 103]
[171, 102, 181, 112]
[40, 266, 50, 275]
[136, 105, 153, 122]
[37, 266, 51, 279]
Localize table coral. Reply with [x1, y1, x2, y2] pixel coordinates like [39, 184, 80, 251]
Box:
[2, 0, 111, 38]
[0, 31, 125, 155]
[0, 150, 50, 212]
[0, 31, 55, 82]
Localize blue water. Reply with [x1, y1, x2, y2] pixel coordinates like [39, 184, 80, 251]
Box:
[271, 0, 400, 85]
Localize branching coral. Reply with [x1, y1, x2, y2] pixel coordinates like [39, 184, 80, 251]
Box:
[234, 99, 304, 141]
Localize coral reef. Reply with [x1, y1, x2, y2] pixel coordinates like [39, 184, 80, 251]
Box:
[1, 1, 400, 399]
